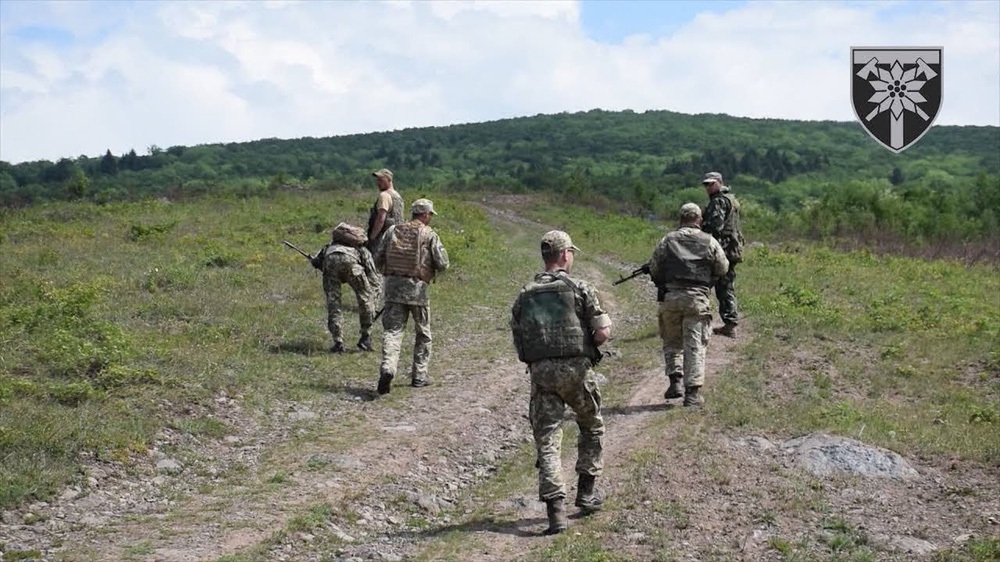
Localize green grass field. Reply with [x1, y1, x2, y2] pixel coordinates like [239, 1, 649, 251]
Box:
[1, 189, 998, 561]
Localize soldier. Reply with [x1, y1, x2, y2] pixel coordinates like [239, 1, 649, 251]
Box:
[701, 171, 745, 338]
[373, 198, 449, 394]
[367, 168, 404, 252]
[510, 230, 612, 536]
[650, 203, 730, 407]
[312, 223, 380, 353]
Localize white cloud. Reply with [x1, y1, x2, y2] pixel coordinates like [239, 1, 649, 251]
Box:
[0, 0, 996, 163]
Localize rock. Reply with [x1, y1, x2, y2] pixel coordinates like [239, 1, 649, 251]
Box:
[156, 458, 184, 475]
[879, 535, 937, 555]
[782, 433, 919, 480]
[415, 495, 441, 515]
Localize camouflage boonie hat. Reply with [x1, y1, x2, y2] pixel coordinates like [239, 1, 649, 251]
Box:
[372, 168, 393, 180]
[702, 171, 722, 184]
[541, 230, 580, 254]
[679, 202, 702, 220]
[411, 198, 437, 215]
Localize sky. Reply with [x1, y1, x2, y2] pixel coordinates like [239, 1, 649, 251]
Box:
[0, 0, 997, 164]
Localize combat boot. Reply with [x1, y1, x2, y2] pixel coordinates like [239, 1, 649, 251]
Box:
[664, 375, 684, 400]
[356, 334, 373, 352]
[712, 323, 737, 338]
[543, 498, 568, 535]
[683, 386, 703, 407]
[574, 473, 603, 514]
[377, 369, 394, 395]
[329, 341, 346, 354]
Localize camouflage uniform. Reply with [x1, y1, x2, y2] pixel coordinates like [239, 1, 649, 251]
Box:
[650, 218, 729, 389]
[317, 243, 379, 348]
[374, 218, 449, 385]
[702, 186, 742, 327]
[510, 270, 612, 502]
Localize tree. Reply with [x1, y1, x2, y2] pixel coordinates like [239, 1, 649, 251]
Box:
[890, 166, 905, 186]
[99, 150, 119, 176]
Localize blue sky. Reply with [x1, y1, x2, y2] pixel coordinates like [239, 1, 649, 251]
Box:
[0, 0, 997, 164]
[580, 1, 748, 43]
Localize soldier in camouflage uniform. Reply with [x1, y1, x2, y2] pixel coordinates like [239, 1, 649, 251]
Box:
[373, 198, 449, 395]
[701, 171, 744, 338]
[650, 203, 729, 406]
[312, 231, 380, 353]
[510, 230, 613, 536]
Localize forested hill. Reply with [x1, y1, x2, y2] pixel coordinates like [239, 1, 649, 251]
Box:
[2, 109, 998, 245]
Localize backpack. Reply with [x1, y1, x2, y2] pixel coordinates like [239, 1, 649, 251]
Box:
[330, 222, 368, 247]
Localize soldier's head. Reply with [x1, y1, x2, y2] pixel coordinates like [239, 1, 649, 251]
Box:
[679, 202, 703, 227]
[702, 171, 723, 195]
[411, 198, 437, 224]
[372, 168, 394, 191]
[540, 230, 579, 271]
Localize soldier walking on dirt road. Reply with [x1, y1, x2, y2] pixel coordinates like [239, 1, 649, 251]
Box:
[650, 203, 729, 407]
[509, 230, 613, 535]
[701, 171, 745, 338]
[373, 199, 449, 395]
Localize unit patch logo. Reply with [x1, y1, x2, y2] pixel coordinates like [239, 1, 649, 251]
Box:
[851, 47, 942, 153]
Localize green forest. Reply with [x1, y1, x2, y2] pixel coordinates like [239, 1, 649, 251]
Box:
[2, 109, 997, 257]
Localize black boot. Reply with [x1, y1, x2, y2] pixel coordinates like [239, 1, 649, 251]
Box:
[356, 334, 373, 352]
[544, 498, 568, 535]
[712, 323, 737, 338]
[377, 370, 394, 395]
[574, 473, 603, 514]
[664, 375, 684, 399]
[683, 386, 703, 407]
[329, 341, 345, 354]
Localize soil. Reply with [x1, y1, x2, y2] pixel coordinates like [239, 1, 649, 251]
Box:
[2, 202, 997, 562]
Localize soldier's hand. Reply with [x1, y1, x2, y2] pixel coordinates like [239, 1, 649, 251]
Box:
[640, 263, 651, 274]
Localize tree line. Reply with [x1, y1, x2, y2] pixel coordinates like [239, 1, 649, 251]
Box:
[1, 109, 997, 251]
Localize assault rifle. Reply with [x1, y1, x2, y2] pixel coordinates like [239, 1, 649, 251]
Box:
[283, 240, 323, 269]
[612, 262, 651, 286]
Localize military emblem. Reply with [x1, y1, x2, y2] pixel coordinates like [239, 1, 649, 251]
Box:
[852, 47, 942, 153]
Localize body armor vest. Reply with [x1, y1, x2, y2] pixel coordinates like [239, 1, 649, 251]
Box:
[384, 221, 433, 282]
[660, 230, 717, 287]
[513, 273, 594, 363]
[717, 193, 742, 239]
[367, 190, 404, 239]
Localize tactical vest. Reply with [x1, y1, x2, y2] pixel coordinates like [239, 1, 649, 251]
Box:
[367, 189, 404, 240]
[717, 193, 742, 239]
[384, 220, 433, 282]
[513, 273, 595, 363]
[714, 192, 745, 263]
[659, 230, 717, 287]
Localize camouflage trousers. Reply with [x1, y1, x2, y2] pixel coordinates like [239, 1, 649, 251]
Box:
[323, 264, 377, 345]
[528, 357, 604, 502]
[658, 290, 712, 388]
[713, 265, 738, 326]
[379, 302, 432, 383]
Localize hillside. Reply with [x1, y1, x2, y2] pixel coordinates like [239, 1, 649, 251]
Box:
[1, 191, 997, 561]
[2, 110, 998, 251]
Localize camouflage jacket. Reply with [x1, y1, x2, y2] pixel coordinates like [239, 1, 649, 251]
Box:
[701, 186, 744, 262]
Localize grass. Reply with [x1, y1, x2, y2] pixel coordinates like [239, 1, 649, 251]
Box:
[2, 190, 997, 561]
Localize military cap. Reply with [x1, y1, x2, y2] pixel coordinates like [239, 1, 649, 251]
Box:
[372, 168, 394, 180]
[679, 202, 703, 220]
[702, 171, 723, 184]
[541, 230, 580, 254]
[411, 198, 437, 215]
